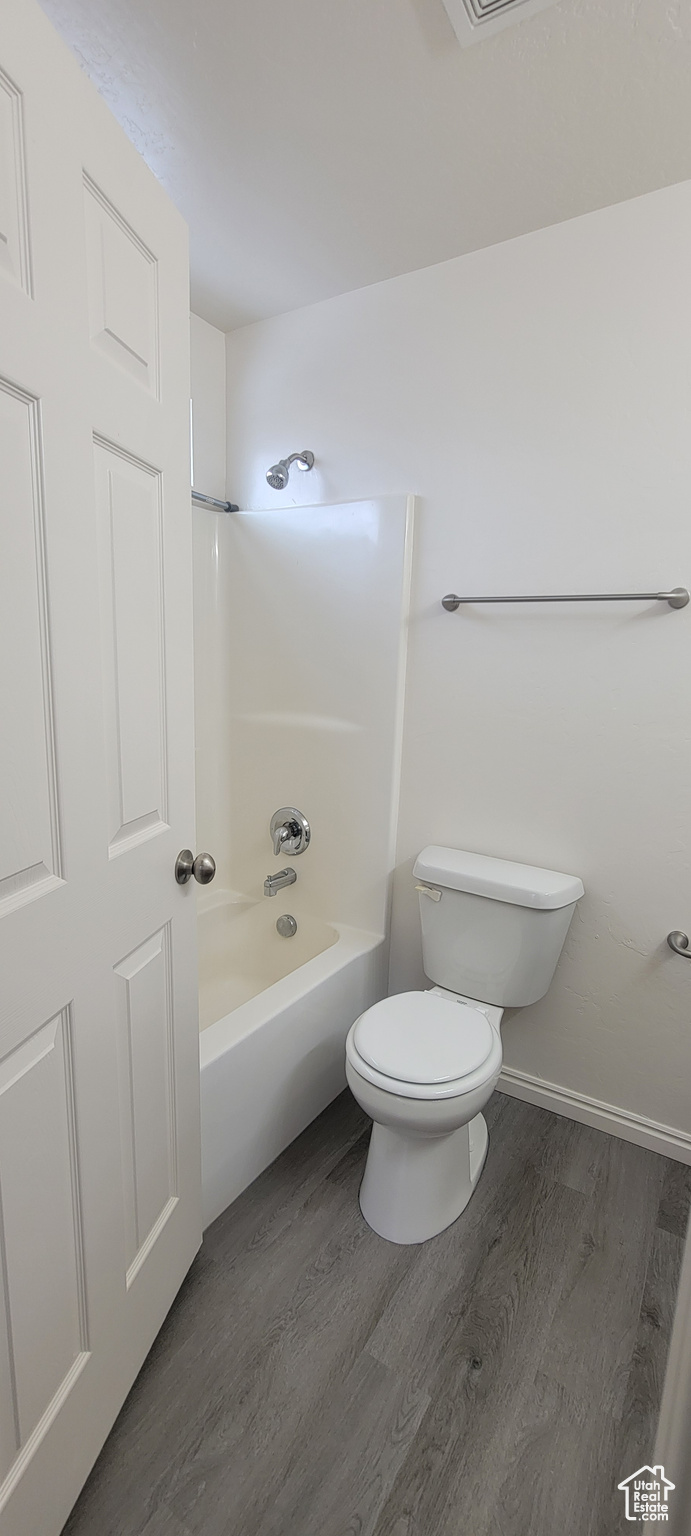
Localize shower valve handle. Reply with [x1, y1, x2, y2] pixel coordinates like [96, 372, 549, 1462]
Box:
[270, 808, 311, 857]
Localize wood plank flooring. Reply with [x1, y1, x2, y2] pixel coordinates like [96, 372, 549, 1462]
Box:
[62, 1090, 690, 1536]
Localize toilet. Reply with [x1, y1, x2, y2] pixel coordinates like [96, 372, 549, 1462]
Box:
[346, 846, 584, 1244]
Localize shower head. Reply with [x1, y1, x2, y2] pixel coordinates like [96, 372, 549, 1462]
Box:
[266, 450, 315, 489]
[266, 460, 290, 490]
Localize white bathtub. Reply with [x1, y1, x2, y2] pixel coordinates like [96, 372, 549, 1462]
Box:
[199, 891, 387, 1226]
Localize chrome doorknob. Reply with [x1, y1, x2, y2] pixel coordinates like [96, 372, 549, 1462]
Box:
[192, 852, 216, 884]
[667, 931, 691, 958]
[175, 849, 216, 885]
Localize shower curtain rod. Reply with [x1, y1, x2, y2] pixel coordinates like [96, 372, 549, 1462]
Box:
[441, 588, 690, 611]
[192, 489, 239, 513]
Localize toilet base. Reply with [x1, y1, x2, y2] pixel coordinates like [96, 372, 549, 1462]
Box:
[358, 1111, 489, 1245]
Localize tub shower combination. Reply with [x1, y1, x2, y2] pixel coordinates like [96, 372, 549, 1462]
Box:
[198, 808, 387, 1226]
[191, 492, 414, 1226]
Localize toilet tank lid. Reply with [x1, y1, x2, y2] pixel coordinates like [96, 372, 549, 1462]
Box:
[413, 846, 584, 910]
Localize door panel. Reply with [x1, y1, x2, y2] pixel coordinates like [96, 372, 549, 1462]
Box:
[0, 376, 62, 913]
[0, 1008, 88, 1449]
[114, 925, 177, 1283]
[0, 3, 201, 1531]
[94, 440, 168, 855]
[0, 64, 31, 294]
[84, 175, 159, 396]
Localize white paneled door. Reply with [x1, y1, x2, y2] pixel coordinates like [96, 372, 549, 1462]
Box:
[0, 2, 201, 1531]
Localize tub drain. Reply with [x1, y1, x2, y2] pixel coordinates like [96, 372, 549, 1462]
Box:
[276, 914, 297, 938]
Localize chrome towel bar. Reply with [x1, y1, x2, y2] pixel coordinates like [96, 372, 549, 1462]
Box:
[441, 588, 689, 612]
[668, 932, 691, 959]
[192, 489, 239, 513]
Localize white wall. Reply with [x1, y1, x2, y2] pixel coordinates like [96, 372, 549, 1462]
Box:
[225, 181, 691, 1143]
[190, 313, 233, 886]
[221, 496, 412, 934]
[191, 313, 226, 500]
[191, 314, 412, 937]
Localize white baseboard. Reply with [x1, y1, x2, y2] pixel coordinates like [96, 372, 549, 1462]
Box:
[498, 1065, 691, 1166]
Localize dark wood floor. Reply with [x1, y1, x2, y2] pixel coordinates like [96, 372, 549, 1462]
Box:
[63, 1090, 690, 1536]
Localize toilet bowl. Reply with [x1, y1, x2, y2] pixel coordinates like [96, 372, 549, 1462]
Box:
[346, 845, 584, 1245]
[346, 989, 503, 1244]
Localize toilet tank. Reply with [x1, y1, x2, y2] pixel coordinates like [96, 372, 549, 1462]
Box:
[413, 846, 584, 1007]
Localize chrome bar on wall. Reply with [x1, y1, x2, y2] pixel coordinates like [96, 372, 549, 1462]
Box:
[192, 490, 239, 513]
[441, 588, 690, 612]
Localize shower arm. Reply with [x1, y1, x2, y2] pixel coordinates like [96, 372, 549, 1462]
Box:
[283, 452, 314, 472]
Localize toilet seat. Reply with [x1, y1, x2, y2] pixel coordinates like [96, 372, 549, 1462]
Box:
[346, 991, 502, 1101]
[354, 992, 493, 1083]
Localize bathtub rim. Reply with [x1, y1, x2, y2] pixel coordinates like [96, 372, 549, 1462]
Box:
[199, 920, 384, 1068]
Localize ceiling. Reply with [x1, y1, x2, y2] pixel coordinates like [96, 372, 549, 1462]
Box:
[38, 0, 691, 331]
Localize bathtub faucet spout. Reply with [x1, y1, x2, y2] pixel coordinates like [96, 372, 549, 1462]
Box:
[264, 868, 297, 898]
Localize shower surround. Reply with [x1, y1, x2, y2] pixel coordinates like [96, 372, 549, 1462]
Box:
[192, 494, 413, 1224]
